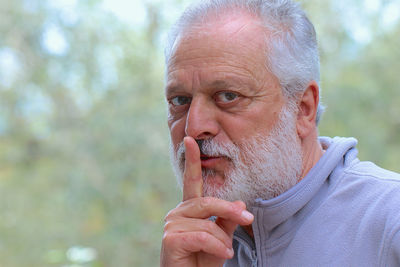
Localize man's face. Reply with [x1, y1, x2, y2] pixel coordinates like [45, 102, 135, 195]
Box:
[165, 15, 296, 198]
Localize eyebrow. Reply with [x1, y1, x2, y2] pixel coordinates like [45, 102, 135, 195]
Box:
[165, 84, 185, 96]
[165, 79, 240, 98]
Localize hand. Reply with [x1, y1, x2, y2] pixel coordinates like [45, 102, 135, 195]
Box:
[160, 136, 254, 267]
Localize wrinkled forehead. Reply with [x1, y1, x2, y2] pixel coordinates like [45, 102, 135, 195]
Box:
[167, 13, 268, 69]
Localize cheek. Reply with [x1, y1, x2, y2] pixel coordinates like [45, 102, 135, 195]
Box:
[169, 118, 186, 147]
[250, 105, 281, 130]
[221, 110, 280, 141]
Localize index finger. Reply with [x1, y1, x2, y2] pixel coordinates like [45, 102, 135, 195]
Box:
[182, 136, 203, 201]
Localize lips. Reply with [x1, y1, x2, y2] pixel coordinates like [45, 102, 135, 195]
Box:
[200, 154, 215, 161]
[200, 154, 225, 169]
[193, 139, 230, 169]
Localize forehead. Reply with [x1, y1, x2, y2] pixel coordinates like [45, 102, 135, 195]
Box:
[167, 14, 268, 73]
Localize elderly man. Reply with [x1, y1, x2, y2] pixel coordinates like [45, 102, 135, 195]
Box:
[161, 0, 400, 266]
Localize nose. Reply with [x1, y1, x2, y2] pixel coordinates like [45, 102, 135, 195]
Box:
[185, 96, 219, 139]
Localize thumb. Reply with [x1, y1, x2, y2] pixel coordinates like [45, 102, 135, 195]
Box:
[215, 201, 253, 237]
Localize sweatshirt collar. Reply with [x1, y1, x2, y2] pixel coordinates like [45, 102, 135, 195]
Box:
[247, 136, 358, 233]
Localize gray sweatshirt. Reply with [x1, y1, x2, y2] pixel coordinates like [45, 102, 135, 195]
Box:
[224, 136, 400, 267]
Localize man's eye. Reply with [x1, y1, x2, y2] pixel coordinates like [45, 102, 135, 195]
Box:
[215, 92, 239, 103]
[170, 96, 191, 106]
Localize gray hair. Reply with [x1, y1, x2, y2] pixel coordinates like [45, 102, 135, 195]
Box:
[165, 0, 325, 124]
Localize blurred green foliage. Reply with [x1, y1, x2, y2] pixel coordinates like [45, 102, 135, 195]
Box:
[0, 0, 398, 266]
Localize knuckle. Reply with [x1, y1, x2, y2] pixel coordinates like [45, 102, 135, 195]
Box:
[233, 200, 246, 210]
[199, 197, 213, 209]
[164, 210, 174, 222]
[162, 232, 178, 247]
[183, 171, 192, 183]
[202, 220, 216, 232]
[196, 231, 210, 244]
[175, 201, 186, 209]
[228, 202, 241, 217]
[162, 232, 171, 243]
[228, 204, 241, 216]
[221, 202, 235, 217]
[163, 220, 173, 231]
[164, 204, 182, 221]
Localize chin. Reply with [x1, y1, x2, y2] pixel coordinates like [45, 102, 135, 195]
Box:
[202, 168, 226, 192]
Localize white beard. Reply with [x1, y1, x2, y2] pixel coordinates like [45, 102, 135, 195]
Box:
[169, 105, 303, 206]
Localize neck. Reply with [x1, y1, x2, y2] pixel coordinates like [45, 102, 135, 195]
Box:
[299, 129, 324, 182]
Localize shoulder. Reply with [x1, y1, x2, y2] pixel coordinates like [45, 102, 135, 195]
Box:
[338, 160, 400, 201]
[332, 160, 400, 225]
[345, 160, 400, 183]
[327, 161, 400, 264]
[327, 159, 400, 223]
[335, 160, 400, 200]
[331, 157, 400, 193]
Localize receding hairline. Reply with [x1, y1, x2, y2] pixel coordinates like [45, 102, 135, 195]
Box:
[166, 9, 275, 70]
[165, 13, 280, 94]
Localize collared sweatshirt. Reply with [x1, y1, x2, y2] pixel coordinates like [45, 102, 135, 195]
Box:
[224, 136, 400, 267]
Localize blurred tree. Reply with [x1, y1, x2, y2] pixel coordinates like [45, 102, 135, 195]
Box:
[0, 0, 179, 266]
[0, 0, 398, 266]
[315, 0, 400, 171]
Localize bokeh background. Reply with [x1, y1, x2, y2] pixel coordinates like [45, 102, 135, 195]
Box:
[0, 0, 399, 266]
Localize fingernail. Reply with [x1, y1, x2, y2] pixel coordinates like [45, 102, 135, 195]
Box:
[226, 248, 234, 258]
[241, 210, 254, 222]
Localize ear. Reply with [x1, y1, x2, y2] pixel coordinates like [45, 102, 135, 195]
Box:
[296, 81, 319, 139]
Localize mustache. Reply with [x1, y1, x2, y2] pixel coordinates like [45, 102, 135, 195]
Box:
[175, 138, 239, 164]
[195, 139, 205, 154]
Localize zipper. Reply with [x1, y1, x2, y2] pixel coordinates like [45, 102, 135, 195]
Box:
[233, 227, 258, 266]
